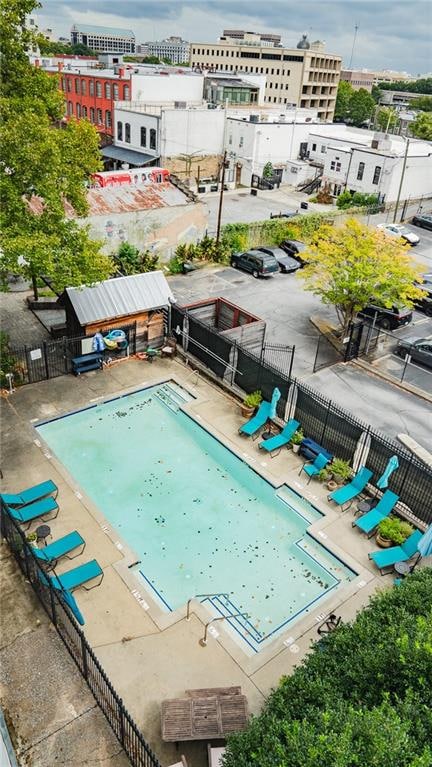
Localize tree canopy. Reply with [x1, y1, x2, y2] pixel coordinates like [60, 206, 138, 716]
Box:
[224, 569, 432, 767]
[410, 112, 432, 140]
[299, 219, 424, 333]
[334, 82, 375, 126]
[375, 106, 399, 132]
[0, 0, 113, 295]
[410, 95, 432, 112]
[378, 78, 432, 94]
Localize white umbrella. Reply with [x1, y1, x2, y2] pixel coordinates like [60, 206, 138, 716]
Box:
[353, 431, 371, 473]
[284, 382, 298, 422]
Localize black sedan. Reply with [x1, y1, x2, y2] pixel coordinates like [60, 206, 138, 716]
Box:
[279, 239, 309, 266]
[396, 337, 432, 369]
[411, 214, 432, 231]
[257, 246, 301, 273]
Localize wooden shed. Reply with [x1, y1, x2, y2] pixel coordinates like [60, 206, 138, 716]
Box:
[62, 272, 174, 350]
[181, 298, 266, 353]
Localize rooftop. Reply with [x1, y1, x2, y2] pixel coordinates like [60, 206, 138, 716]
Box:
[84, 182, 191, 216]
[65, 271, 174, 324]
[71, 23, 135, 38]
[308, 125, 432, 156]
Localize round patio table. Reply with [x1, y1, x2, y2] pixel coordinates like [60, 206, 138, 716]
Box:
[35, 524, 51, 546]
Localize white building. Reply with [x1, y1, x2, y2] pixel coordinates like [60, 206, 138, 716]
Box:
[70, 24, 135, 54]
[305, 126, 432, 202]
[130, 69, 204, 103]
[144, 37, 190, 64]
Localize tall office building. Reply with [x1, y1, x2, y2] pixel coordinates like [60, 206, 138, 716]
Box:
[145, 36, 190, 64]
[70, 24, 135, 54]
[190, 33, 341, 121]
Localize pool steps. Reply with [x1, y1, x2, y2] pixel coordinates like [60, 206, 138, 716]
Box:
[153, 382, 193, 412]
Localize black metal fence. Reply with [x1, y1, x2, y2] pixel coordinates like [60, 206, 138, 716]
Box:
[170, 305, 432, 527]
[0, 502, 161, 767]
[7, 323, 137, 386]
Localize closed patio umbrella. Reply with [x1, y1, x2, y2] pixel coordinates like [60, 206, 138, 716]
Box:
[269, 387, 281, 420]
[377, 455, 399, 490]
[410, 524, 432, 572]
[353, 431, 371, 473]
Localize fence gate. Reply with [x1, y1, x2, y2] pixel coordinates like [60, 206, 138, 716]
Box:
[261, 343, 295, 380]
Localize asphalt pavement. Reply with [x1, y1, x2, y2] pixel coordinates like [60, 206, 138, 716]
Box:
[169, 216, 432, 451]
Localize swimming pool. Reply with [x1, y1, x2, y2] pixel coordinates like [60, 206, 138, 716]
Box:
[37, 383, 355, 652]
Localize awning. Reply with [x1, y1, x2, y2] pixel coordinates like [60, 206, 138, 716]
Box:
[101, 145, 159, 167]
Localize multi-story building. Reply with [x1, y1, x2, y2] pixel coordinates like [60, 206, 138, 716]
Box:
[373, 69, 414, 85]
[220, 30, 282, 47]
[46, 64, 132, 138]
[190, 33, 341, 120]
[340, 69, 374, 92]
[70, 24, 135, 54]
[144, 36, 190, 64]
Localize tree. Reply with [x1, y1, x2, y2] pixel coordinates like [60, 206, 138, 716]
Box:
[378, 78, 432, 94]
[115, 243, 158, 275]
[410, 112, 432, 140]
[262, 161, 274, 179]
[0, 0, 113, 297]
[371, 84, 382, 103]
[376, 106, 399, 132]
[334, 80, 353, 121]
[70, 42, 96, 56]
[299, 219, 424, 333]
[223, 569, 432, 767]
[348, 88, 376, 126]
[410, 95, 432, 112]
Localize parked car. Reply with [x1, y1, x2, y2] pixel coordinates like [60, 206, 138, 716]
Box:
[414, 284, 432, 317]
[230, 249, 279, 278]
[395, 337, 432, 369]
[376, 223, 420, 246]
[411, 213, 432, 231]
[279, 239, 309, 266]
[358, 303, 413, 330]
[270, 210, 298, 219]
[257, 246, 301, 273]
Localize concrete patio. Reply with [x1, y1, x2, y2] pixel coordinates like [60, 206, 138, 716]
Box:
[1, 355, 404, 766]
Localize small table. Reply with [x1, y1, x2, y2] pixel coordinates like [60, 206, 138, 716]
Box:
[35, 524, 51, 546]
[161, 693, 248, 742]
[356, 499, 377, 515]
[394, 561, 411, 576]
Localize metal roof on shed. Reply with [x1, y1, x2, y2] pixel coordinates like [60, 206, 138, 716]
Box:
[66, 271, 174, 325]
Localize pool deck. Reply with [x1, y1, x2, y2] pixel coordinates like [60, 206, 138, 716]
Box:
[1, 356, 401, 766]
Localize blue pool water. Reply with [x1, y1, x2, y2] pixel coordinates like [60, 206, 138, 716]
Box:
[37, 384, 355, 652]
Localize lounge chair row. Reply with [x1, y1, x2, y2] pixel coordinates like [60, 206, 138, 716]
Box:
[1, 480, 104, 625]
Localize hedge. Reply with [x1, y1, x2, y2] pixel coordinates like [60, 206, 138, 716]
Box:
[223, 568, 432, 767]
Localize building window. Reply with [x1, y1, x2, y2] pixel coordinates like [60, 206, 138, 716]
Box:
[140, 126, 147, 146]
[312, 143, 317, 151]
[97, 108, 103, 124]
[61, 77, 66, 91]
[113, 84, 119, 100]
[105, 110, 111, 128]
[125, 122, 131, 143]
[321, 145, 327, 153]
[149, 128, 156, 149]
[89, 80, 94, 96]
[76, 103, 81, 118]
[239, 136, 244, 148]
[80, 79, 86, 95]
[330, 160, 341, 172]
[82, 106, 87, 119]
[372, 165, 381, 185]
[67, 101, 73, 116]
[117, 121, 123, 140]
[74, 78, 79, 94]
[105, 82, 111, 99]
[67, 78, 72, 92]
[95, 81, 102, 97]
[228, 134, 232, 145]
[357, 162, 365, 181]
[90, 107, 95, 123]
[123, 85, 130, 99]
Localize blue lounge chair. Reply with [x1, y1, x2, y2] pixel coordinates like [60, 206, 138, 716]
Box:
[328, 466, 373, 511]
[1, 479, 58, 508]
[32, 531, 85, 566]
[352, 490, 399, 538]
[43, 559, 104, 592]
[239, 400, 272, 438]
[368, 530, 423, 575]
[7, 497, 59, 530]
[299, 452, 330, 484]
[258, 419, 300, 457]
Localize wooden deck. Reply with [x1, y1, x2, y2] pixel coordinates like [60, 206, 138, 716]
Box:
[161, 688, 248, 742]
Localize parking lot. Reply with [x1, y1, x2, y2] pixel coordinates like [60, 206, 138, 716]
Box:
[169, 218, 432, 451]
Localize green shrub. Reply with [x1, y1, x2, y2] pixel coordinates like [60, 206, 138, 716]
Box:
[378, 516, 413, 544]
[243, 390, 262, 409]
[0, 331, 23, 387]
[290, 428, 304, 445]
[331, 458, 352, 481]
[224, 569, 432, 767]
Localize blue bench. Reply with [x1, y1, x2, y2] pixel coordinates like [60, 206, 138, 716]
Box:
[299, 437, 333, 463]
[72, 353, 103, 376]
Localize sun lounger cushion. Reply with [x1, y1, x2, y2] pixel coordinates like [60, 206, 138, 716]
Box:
[258, 419, 300, 453]
[7, 496, 59, 524]
[239, 401, 271, 436]
[369, 530, 422, 572]
[33, 531, 85, 563]
[1, 479, 58, 508]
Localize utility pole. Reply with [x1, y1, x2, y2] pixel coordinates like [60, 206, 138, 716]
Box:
[393, 137, 409, 223]
[216, 150, 228, 243]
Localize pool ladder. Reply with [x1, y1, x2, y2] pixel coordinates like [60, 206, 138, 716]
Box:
[186, 592, 251, 647]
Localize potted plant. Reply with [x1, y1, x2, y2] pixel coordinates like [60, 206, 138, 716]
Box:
[26, 532, 38, 547]
[330, 458, 352, 485]
[290, 428, 304, 454]
[376, 516, 413, 549]
[241, 390, 262, 418]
